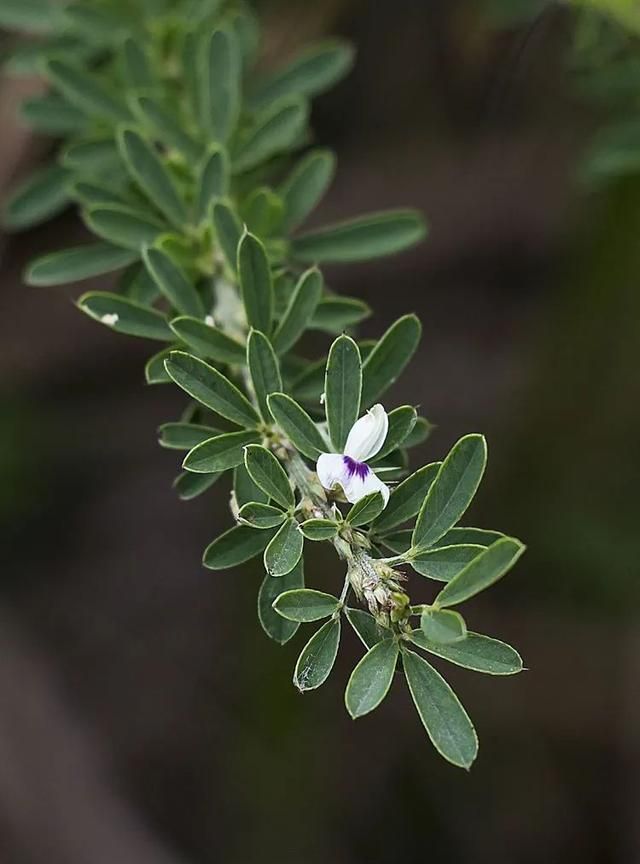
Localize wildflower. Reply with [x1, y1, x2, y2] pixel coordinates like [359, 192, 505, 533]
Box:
[316, 404, 390, 506]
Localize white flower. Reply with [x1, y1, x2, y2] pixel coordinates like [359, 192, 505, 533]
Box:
[316, 404, 390, 507]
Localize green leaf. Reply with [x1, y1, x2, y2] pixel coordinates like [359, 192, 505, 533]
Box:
[291, 357, 326, 404]
[70, 181, 126, 209]
[412, 435, 488, 550]
[164, 352, 260, 427]
[61, 139, 121, 174]
[212, 199, 242, 272]
[46, 60, 131, 122]
[376, 529, 413, 555]
[62, 3, 127, 43]
[346, 492, 385, 527]
[237, 232, 274, 334]
[196, 147, 230, 222]
[238, 502, 287, 529]
[411, 544, 486, 582]
[409, 630, 523, 675]
[258, 559, 304, 644]
[299, 519, 339, 541]
[145, 347, 174, 383]
[85, 205, 164, 251]
[374, 406, 417, 461]
[142, 247, 204, 317]
[435, 538, 525, 608]
[325, 334, 362, 451]
[169, 317, 246, 366]
[293, 617, 341, 692]
[202, 27, 240, 142]
[264, 518, 304, 577]
[203, 524, 276, 570]
[0, 0, 59, 32]
[234, 463, 268, 507]
[133, 96, 202, 163]
[77, 292, 172, 340]
[251, 39, 354, 107]
[345, 608, 388, 650]
[4, 164, 70, 230]
[158, 422, 221, 450]
[420, 609, 467, 644]
[233, 97, 308, 174]
[21, 93, 87, 134]
[121, 38, 153, 88]
[247, 330, 282, 422]
[272, 268, 323, 354]
[173, 470, 221, 501]
[402, 648, 478, 769]
[292, 209, 427, 263]
[345, 638, 398, 719]
[183, 430, 260, 473]
[279, 149, 335, 231]
[361, 315, 421, 407]
[118, 128, 188, 228]
[404, 416, 435, 449]
[432, 527, 505, 548]
[244, 444, 293, 509]
[25, 243, 137, 286]
[273, 589, 340, 622]
[241, 187, 284, 237]
[311, 296, 371, 333]
[267, 393, 327, 460]
[371, 462, 440, 534]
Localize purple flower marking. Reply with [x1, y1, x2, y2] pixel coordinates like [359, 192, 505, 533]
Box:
[343, 456, 370, 481]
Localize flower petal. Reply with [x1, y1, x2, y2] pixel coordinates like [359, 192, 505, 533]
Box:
[317, 453, 350, 493]
[344, 404, 389, 462]
[342, 465, 390, 506]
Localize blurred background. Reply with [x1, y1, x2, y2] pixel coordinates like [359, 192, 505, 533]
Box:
[2, 0, 640, 862]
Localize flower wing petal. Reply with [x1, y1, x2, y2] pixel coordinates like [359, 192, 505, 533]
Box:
[342, 466, 390, 506]
[344, 404, 389, 462]
[316, 453, 350, 493]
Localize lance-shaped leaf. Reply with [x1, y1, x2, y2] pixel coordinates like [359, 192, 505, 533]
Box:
[233, 97, 308, 174]
[272, 268, 323, 354]
[432, 527, 505, 549]
[71, 182, 126, 209]
[118, 129, 188, 228]
[404, 416, 434, 448]
[402, 648, 478, 770]
[85, 205, 164, 251]
[244, 444, 293, 509]
[361, 315, 421, 407]
[434, 538, 525, 608]
[345, 638, 398, 719]
[77, 292, 172, 340]
[346, 492, 385, 527]
[142, 247, 204, 317]
[371, 462, 441, 534]
[279, 148, 335, 231]
[299, 519, 339, 541]
[46, 59, 131, 122]
[412, 435, 487, 550]
[237, 232, 273, 334]
[183, 431, 260, 473]
[421, 608, 467, 645]
[238, 502, 286, 529]
[377, 529, 412, 555]
[25, 243, 137, 286]
[4, 164, 70, 230]
[374, 406, 417, 462]
[310, 296, 371, 333]
[158, 422, 221, 450]
[247, 330, 282, 422]
[409, 630, 523, 675]
[251, 39, 354, 107]
[165, 352, 260, 427]
[234, 463, 268, 507]
[173, 470, 220, 501]
[410, 544, 486, 582]
[241, 187, 284, 237]
[169, 317, 246, 366]
[264, 518, 304, 577]
[292, 209, 427, 263]
[145, 347, 174, 384]
[273, 589, 340, 622]
[325, 334, 362, 451]
[203, 27, 240, 142]
[258, 559, 304, 645]
[196, 146, 230, 222]
[267, 393, 327, 460]
[21, 93, 87, 134]
[345, 608, 388, 650]
[212, 200, 242, 272]
[294, 617, 341, 692]
[133, 96, 202, 163]
[203, 524, 276, 570]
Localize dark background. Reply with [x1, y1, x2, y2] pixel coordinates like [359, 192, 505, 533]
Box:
[2, 1, 640, 862]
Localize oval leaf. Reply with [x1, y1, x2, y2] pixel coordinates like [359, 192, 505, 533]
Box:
[244, 444, 294, 509]
[183, 430, 260, 473]
[345, 638, 399, 718]
[435, 538, 525, 608]
[203, 524, 276, 570]
[273, 588, 340, 622]
[409, 630, 523, 675]
[264, 518, 304, 578]
[325, 334, 362, 451]
[267, 393, 327, 460]
[294, 617, 341, 692]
